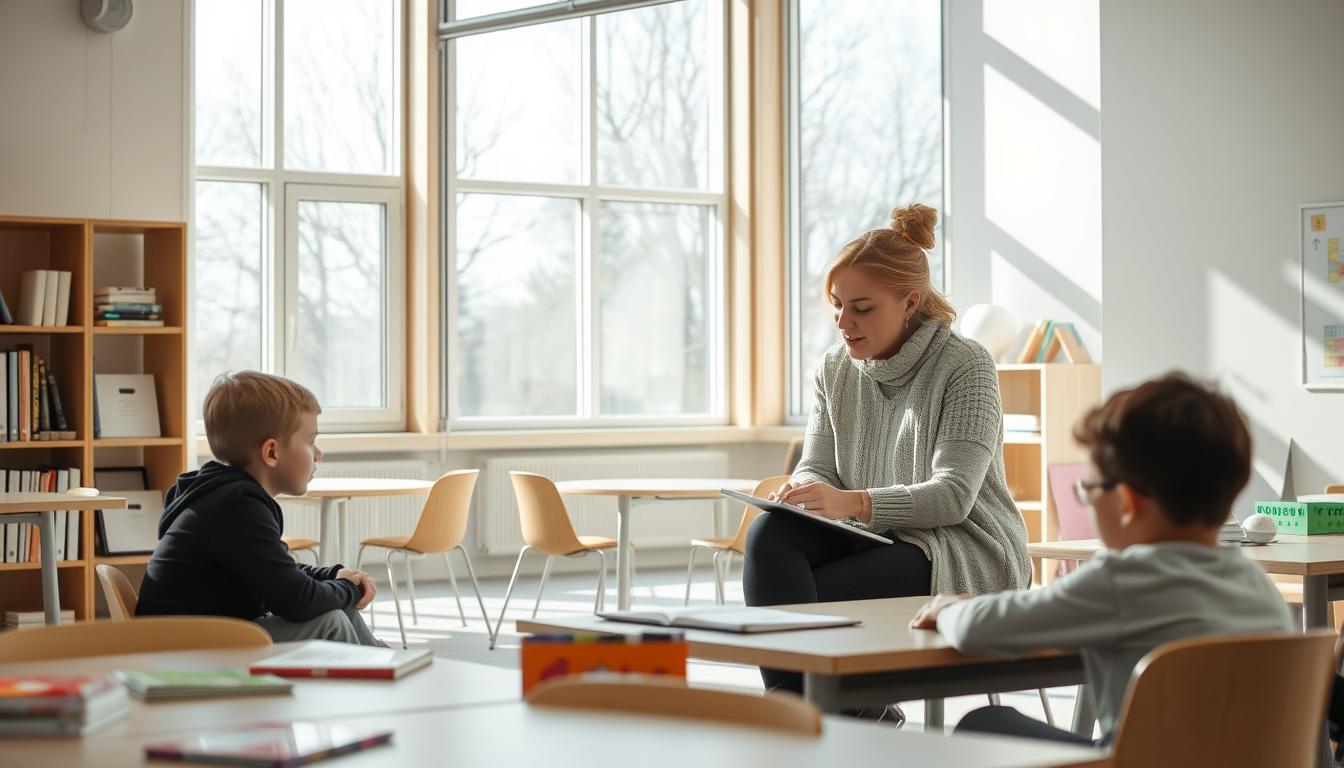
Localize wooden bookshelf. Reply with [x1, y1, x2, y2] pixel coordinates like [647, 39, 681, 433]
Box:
[997, 363, 1102, 585]
[0, 215, 187, 621]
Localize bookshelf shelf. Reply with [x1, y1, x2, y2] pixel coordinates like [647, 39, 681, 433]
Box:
[92, 326, 182, 336]
[0, 216, 187, 621]
[1003, 433, 1043, 445]
[0, 326, 83, 335]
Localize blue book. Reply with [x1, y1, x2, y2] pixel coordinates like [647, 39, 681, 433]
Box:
[1034, 321, 1057, 363]
[5, 351, 16, 442]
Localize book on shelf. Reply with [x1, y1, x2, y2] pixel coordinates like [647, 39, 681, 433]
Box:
[0, 351, 76, 441]
[95, 319, 165, 328]
[1016, 319, 1092, 364]
[1003, 413, 1041, 433]
[15, 270, 73, 327]
[0, 675, 129, 736]
[96, 302, 162, 313]
[0, 288, 12, 324]
[143, 722, 393, 767]
[6, 350, 16, 441]
[113, 669, 294, 701]
[40, 272, 58, 326]
[17, 270, 45, 326]
[95, 311, 162, 321]
[5, 609, 76, 628]
[596, 606, 863, 634]
[94, 286, 156, 304]
[54, 270, 71, 326]
[94, 373, 161, 437]
[248, 641, 433, 680]
[0, 467, 81, 563]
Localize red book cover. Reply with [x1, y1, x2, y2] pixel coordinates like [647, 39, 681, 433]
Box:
[0, 676, 114, 717]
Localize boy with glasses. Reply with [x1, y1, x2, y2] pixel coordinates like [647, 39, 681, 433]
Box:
[909, 372, 1293, 745]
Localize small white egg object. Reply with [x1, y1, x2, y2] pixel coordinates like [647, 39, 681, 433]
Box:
[1241, 513, 1278, 543]
[65, 487, 99, 497]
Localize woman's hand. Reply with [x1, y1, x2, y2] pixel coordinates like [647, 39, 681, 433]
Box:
[773, 480, 871, 523]
[909, 593, 969, 629]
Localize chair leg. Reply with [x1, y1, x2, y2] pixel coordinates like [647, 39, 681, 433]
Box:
[441, 551, 467, 628]
[628, 544, 637, 596]
[531, 556, 554, 620]
[593, 549, 608, 613]
[1038, 689, 1055, 727]
[490, 547, 532, 650]
[721, 552, 736, 602]
[987, 693, 1002, 706]
[355, 545, 374, 629]
[713, 550, 728, 605]
[405, 552, 418, 625]
[454, 545, 492, 629]
[683, 546, 701, 606]
[385, 550, 408, 649]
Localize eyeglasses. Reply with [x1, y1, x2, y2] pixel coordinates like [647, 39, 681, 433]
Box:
[1073, 477, 1118, 507]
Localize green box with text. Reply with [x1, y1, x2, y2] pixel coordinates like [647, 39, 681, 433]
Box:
[1256, 498, 1344, 535]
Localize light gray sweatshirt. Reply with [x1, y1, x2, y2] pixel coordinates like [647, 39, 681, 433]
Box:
[793, 319, 1031, 595]
[939, 542, 1294, 742]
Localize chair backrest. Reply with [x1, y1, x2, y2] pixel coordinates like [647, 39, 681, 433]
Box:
[728, 475, 792, 554]
[1108, 630, 1335, 768]
[1326, 484, 1344, 494]
[783, 436, 805, 474]
[510, 472, 588, 556]
[1047, 463, 1094, 578]
[95, 564, 139, 621]
[404, 469, 480, 554]
[527, 675, 822, 735]
[0, 616, 273, 662]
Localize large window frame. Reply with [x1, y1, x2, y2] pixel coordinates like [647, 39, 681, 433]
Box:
[783, 0, 948, 423]
[189, 0, 407, 432]
[440, 0, 730, 430]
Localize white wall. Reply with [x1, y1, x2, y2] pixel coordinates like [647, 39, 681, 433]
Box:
[947, 0, 1102, 362]
[1101, 0, 1344, 496]
[0, 1, 184, 220]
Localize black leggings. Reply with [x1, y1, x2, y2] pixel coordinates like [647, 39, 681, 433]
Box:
[742, 510, 932, 693]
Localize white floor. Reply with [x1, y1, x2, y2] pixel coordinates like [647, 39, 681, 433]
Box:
[359, 561, 1084, 734]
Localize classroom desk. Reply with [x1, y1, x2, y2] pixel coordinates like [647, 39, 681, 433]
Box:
[517, 596, 1085, 730]
[280, 478, 434, 565]
[1028, 536, 1344, 629]
[0, 642, 519, 742]
[0, 492, 126, 624]
[554, 478, 761, 610]
[0, 701, 1107, 768]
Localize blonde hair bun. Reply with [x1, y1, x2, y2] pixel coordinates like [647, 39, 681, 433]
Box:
[889, 204, 938, 250]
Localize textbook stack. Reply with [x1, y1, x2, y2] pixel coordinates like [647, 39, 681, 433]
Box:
[1017, 320, 1091, 364]
[0, 467, 82, 563]
[14, 270, 72, 327]
[0, 676, 129, 736]
[4, 609, 75, 630]
[94, 286, 162, 327]
[0, 349, 75, 442]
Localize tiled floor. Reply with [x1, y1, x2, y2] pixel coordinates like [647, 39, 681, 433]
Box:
[360, 563, 1083, 733]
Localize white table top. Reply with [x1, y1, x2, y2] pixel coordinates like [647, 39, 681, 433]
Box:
[281, 477, 435, 500]
[1028, 535, 1344, 576]
[555, 477, 762, 498]
[0, 701, 1106, 768]
[0, 492, 126, 514]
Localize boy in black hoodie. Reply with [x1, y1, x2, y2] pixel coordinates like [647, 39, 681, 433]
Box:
[137, 371, 381, 645]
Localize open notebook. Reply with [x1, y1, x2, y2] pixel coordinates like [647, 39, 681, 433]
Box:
[597, 607, 860, 634]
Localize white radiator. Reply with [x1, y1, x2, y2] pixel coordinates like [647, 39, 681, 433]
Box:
[479, 450, 730, 556]
[278, 460, 430, 548]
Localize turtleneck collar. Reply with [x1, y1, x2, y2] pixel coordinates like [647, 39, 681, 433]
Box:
[850, 319, 948, 389]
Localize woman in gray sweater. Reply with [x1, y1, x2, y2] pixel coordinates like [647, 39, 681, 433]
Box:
[744, 203, 1031, 693]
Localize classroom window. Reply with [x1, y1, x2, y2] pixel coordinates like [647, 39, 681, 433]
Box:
[785, 0, 945, 421]
[191, 0, 405, 431]
[444, 0, 727, 428]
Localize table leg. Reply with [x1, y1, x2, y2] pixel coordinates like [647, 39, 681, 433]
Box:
[802, 672, 842, 714]
[714, 497, 730, 588]
[617, 496, 632, 611]
[1304, 575, 1329, 630]
[924, 699, 945, 732]
[318, 498, 337, 564]
[337, 498, 351, 566]
[37, 511, 60, 625]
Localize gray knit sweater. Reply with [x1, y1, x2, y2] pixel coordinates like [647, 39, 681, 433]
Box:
[793, 319, 1031, 596]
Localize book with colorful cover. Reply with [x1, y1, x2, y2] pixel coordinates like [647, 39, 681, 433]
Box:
[248, 641, 432, 680]
[144, 722, 392, 767]
[0, 675, 129, 734]
[114, 669, 294, 701]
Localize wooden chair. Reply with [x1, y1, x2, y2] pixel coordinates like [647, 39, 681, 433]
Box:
[683, 475, 790, 605]
[94, 564, 138, 621]
[282, 535, 319, 565]
[355, 470, 489, 649]
[0, 616, 272, 662]
[528, 675, 822, 735]
[1106, 630, 1335, 767]
[491, 472, 631, 650]
[1326, 484, 1344, 494]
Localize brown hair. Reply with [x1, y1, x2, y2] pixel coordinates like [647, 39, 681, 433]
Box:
[203, 371, 321, 467]
[822, 203, 956, 325]
[1072, 372, 1251, 527]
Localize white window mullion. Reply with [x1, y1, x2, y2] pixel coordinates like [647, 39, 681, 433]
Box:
[270, 0, 288, 378]
[442, 37, 459, 429]
[580, 13, 598, 419]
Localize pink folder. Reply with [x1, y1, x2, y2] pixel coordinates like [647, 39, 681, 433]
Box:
[1047, 463, 1096, 577]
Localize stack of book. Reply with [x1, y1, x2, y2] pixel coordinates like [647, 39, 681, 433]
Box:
[1017, 320, 1092, 364]
[94, 286, 162, 327]
[1, 467, 82, 563]
[14, 270, 72, 327]
[0, 348, 75, 442]
[4, 609, 75, 629]
[0, 675, 129, 736]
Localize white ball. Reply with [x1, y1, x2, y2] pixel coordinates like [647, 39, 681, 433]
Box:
[960, 304, 1017, 361]
[1242, 513, 1277, 534]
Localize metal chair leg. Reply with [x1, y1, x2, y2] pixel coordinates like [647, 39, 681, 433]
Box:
[405, 551, 418, 625]
[593, 549, 608, 613]
[441, 551, 467, 627]
[490, 547, 532, 650]
[712, 550, 727, 605]
[454, 545, 491, 628]
[532, 556, 554, 619]
[987, 693, 1002, 705]
[385, 550, 407, 649]
[683, 546, 701, 606]
[1039, 688, 1055, 727]
[355, 545, 373, 629]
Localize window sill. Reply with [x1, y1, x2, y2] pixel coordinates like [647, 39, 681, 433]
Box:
[193, 426, 803, 456]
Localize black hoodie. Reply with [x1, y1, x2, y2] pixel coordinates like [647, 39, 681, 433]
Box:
[136, 461, 360, 622]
